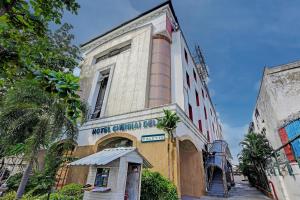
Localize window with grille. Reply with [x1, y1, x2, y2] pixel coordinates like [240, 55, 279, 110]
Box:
[195, 90, 200, 106]
[91, 71, 109, 119]
[198, 120, 202, 133]
[193, 69, 197, 81]
[188, 103, 193, 122]
[207, 131, 210, 142]
[184, 48, 188, 63]
[255, 108, 260, 119]
[186, 72, 190, 88]
[94, 168, 110, 187]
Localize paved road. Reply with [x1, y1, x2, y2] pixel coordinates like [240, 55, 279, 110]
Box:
[182, 176, 271, 200]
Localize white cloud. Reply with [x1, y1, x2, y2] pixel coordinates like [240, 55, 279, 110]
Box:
[221, 121, 248, 165]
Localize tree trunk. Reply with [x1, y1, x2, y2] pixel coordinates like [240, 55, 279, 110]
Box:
[167, 136, 171, 180]
[258, 161, 270, 191]
[15, 157, 33, 199]
[171, 138, 177, 182]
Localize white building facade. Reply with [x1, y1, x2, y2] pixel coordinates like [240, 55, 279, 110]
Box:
[64, 2, 225, 199]
[251, 61, 300, 200]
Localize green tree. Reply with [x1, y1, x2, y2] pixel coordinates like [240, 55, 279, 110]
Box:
[0, 78, 86, 199]
[0, 1, 84, 199]
[5, 141, 77, 196]
[156, 109, 180, 181]
[0, 0, 80, 95]
[238, 132, 273, 190]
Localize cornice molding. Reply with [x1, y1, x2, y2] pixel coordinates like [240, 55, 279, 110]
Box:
[82, 6, 175, 53]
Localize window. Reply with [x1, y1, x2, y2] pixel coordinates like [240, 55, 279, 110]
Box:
[95, 44, 131, 63]
[186, 72, 190, 88]
[202, 89, 204, 98]
[261, 128, 266, 135]
[204, 106, 207, 120]
[207, 131, 210, 142]
[193, 69, 197, 81]
[184, 48, 188, 63]
[255, 108, 260, 119]
[198, 120, 202, 133]
[188, 104, 193, 122]
[91, 71, 110, 119]
[195, 90, 200, 106]
[94, 168, 110, 187]
[280, 119, 300, 159]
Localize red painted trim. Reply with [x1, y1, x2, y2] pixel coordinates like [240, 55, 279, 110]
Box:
[279, 128, 294, 161]
[269, 180, 278, 200]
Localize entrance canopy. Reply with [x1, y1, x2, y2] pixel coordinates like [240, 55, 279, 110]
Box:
[68, 147, 152, 168]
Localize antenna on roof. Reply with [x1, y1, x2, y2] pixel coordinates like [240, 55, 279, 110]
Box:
[193, 45, 209, 83]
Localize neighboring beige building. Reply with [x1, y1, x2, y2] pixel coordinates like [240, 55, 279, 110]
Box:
[59, 2, 225, 199]
[251, 61, 300, 200]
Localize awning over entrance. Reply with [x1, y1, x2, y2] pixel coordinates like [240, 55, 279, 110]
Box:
[68, 147, 152, 168]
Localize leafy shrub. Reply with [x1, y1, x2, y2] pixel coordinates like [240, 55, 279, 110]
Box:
[0, 191, 42, 200]
[59, 183, 83, 197]
[141, 170, 178, 200]
[47, 183, 83, 200]
[1, 184, 83, 200]
[0, 191, 16, 200]
[49, 193, 80, 200]
[6, 172, 52, 195]
[6, 173, 23, 191]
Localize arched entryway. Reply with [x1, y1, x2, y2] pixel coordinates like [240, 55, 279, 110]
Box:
[97, 137, 133, 151]
[93, 132, 137, 152]
[179, 140, 205, 198]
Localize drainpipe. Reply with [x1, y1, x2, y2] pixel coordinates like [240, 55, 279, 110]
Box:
[269, 180, 278, 200]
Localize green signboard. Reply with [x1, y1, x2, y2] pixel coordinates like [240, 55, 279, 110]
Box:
[141, 134, 165, 143]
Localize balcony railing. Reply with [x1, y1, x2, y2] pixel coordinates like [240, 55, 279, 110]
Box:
[265, 134, 300, 176]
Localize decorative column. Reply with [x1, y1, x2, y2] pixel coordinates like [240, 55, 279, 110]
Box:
[148, 34, 171, 107]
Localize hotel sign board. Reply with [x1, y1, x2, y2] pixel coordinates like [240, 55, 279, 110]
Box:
[141, 134, 165, 143]
[92, 119, 158, 135]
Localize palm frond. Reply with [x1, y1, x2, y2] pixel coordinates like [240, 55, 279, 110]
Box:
[0, 79, 85, 159]
[156, 109, 180, 140]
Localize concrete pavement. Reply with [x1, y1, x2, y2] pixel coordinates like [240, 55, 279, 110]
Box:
[182, 176, 271, 200]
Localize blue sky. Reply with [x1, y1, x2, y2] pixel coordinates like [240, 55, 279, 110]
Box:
[62, 0, 300, 163]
